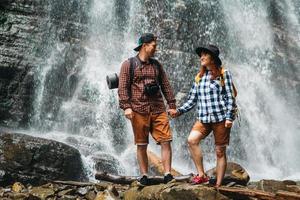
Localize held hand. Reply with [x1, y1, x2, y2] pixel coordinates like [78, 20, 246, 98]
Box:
[168, 109, 179, 118]
[124, 108, 133, 120]
[225, 120, 233, 128]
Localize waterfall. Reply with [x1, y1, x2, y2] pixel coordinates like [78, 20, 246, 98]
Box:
[29, 0, 300, 181]
[30, 0, 142, 179]
[219, 0, 300, 180]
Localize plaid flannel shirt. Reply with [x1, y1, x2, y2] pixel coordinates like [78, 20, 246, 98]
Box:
[118, 56, 176, 114]
[178, 69, 236, 123]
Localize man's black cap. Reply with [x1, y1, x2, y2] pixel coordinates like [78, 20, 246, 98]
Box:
[134, 33, 157, 51]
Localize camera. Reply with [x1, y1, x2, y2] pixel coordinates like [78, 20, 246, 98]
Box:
[106, 73, 160, 97]
[144, 82, 160, 96]
[106, 73, 119, 89]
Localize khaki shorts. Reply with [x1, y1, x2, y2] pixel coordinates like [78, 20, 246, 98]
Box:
[191, 120, 231, 146]
[131, 111, 172, 145]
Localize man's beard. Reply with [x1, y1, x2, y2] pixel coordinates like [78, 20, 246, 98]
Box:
[149, 50, 156, 57]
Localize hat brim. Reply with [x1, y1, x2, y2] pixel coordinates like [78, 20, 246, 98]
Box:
[195, 47, 222, 66]
[134, 45, 142, 51]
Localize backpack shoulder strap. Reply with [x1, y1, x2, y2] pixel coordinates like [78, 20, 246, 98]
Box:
[220, 67, 237, 97]
[149, 58, 162, 85]
[195, 72, 201, 84]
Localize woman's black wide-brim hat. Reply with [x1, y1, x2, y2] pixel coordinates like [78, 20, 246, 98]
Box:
[195, 44, 222, 66]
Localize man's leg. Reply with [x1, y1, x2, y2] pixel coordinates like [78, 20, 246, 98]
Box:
[215, 145, 227, 187]
[161, 141, 172, 173]
[187, 131, 206, 177]
[137, 144, 148, 175]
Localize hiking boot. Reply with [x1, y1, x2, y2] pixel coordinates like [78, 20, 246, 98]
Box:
[137, 175, 149, 186]
[208, 177, 217, 185]
[191, 175, 209, 185]
[164, 174, 174, 184]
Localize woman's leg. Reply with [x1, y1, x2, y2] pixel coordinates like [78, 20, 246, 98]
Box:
[213, 121, 231, 187]
[187, 131, 206, 177]
[215, 145, 227, 187]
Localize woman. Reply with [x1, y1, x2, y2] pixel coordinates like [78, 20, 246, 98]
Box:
[170, 44, 236, 187]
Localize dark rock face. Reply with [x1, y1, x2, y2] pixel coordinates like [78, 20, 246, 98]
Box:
[0, 132, 87, 186]
[0, 0, 90, 128]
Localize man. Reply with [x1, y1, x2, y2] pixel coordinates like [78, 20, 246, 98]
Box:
[118, 33, 177, 186]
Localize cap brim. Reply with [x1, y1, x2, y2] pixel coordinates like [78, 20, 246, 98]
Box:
[134, 45, 142, 51]
[195, 47, 222, 66]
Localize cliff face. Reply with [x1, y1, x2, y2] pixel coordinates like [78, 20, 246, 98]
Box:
[0, 0, 39, 127]
[0, 0, 89, 128]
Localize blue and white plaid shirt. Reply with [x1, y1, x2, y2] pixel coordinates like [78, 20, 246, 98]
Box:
[178, 69, 236, 123]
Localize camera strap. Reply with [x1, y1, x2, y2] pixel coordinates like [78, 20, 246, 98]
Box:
[129, 57, 162, 86]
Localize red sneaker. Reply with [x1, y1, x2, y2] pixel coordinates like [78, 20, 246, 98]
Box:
[191, 175, 209, 185]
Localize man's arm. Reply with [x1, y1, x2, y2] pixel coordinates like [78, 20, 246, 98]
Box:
[158, 63, 176, 109]
[118, 60, 131, 110]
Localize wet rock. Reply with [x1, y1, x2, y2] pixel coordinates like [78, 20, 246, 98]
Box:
[57, 188, 76, 197]
[124, 182, 229, 200]
[257, 179, 292, 193]
[286, 185, 300, 194]
[95, 190, 120, 200]
[92, 153, 125, 174]
[0, 0, 89, 128]
[29, 186, 55, 199]
[11, 182, 25, 193]
[161, 184, 229, 200]
[0, 132, 87, 186]
[206, 162, 250, 186]
[85, 190, 97, 200]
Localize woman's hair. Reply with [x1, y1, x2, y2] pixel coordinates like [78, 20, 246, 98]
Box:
[198, 54, 221, 80]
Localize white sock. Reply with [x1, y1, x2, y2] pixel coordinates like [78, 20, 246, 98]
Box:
[164, 172, 171, 176]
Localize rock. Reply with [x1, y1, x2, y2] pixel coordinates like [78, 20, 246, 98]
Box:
[29, 186, 55, 199]
[92, 153, 124, 174]
[124, 183, 229, 200]
[257, 179, 289, 193]
[275, 190, 300, 199]
[161, 184, 229, 200]
[95, 190, 120, 200]
[58, 188, 76, 197]
[283, 180, 297, 186]
[205, 162, 250, 186]
[77, 187, 88, 195]
[0, 132, 87, 186]
[11, 182, 25, 193]
[85, 190, 96, 200]
[286, 185, 300, 194]
[0, 0, 89, 128]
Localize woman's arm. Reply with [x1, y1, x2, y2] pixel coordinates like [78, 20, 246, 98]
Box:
[224, 70, 236, 121]
[177, 82, 198, 115]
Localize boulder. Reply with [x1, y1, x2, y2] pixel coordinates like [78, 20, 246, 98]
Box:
[124, 182, 229, 200]
[92, 153, 125, 175]
[257, 179, 297, 193]
[205, 162, 250, 186]
[0, 132, 87, 186]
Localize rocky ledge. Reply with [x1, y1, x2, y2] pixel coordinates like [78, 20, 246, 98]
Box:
[0, 179, 299, 200]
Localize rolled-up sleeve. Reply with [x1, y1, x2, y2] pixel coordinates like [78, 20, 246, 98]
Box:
[177, 82, 198, 114]
[118, 60, 131, 110]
